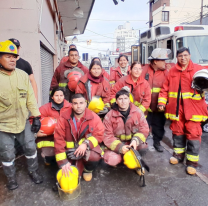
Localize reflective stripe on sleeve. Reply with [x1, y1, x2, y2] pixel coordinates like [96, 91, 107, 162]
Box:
[78, 138, 85, 145]
[56, 152, 67, 162]
[66, 141, 75, 149]
[87, 136, 98, 148]
[105, 103, 110, 108]
[168, 92, 177, 98]
[133, 133, 146, 143]
[110, 140, 122, 151]
[110, 81, 115, 85]
[190, 115, 208, 122]
[165, 113, 179, 121]
[152, 88, 161, 93]
[37, 141, 54, 148]
[138, 104, 146, 113]
[58, 83, 67, 87]
[110, 98, 116, 104]
[158, 97, 167, 104]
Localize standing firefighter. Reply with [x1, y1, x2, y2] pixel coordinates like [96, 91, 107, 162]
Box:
[158, 47, 208, 175]
[54, 94, 104, 181]
[141, 48, 171, 152]
[0, 40, 43, 190]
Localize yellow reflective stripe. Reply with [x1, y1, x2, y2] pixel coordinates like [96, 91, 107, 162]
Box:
[139, 104, 146, 112]
[182, 92, 204, 100]
[58, 83, 67, 87]
[117, 134, 132, 141]
[174, 148, 185, 154]
[152, 87, 161, 93]
[168, 92, 178, 98]
[105, 103, 110, 108]
[110, 98, 116, 104]
[110, 81, 115, 85]
[134, 101, 140, 107]
[100, 147, 104, 156]
[147, 108, 152, 112]
[158, 97, 167, 104]
[37, 141, 54, 148]
[186, 154, 199, 162]
[190, 115, 208, 122]
[66, 141, 75, 149]
[87, 136, 98, 148]
[165, 113, 179, 121]
[110, 140, 122, 151]
[56, 152, 67, 162]
[134, 133, 146, 143]
[78, 138, 85, 145]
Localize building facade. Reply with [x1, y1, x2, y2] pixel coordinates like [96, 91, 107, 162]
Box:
[0, 0, 94, 106]
[149, 0, 208, 27]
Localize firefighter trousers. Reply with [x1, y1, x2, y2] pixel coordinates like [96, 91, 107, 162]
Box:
[147, 111, 166, 142]
[0, 121, 38, 177]
[170, 106, 202, 167]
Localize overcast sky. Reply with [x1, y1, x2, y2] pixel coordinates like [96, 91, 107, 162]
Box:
[73, 0, 149, 57]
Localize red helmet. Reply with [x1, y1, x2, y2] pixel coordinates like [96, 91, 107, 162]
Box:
[67, 71, 82, 92]
[40, 117, 57, 135]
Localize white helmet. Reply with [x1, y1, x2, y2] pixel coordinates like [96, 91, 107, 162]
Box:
[148, 48, 171, 60]
[192, 69, 208, 92]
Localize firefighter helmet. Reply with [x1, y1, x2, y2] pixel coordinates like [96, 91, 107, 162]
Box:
[148, 48, 171, 60]
[57, 166, 79, 194]
[192, 69, 208, 92]
[123, 149, 142, 169]
[88, 96, 105, 113]
[0, 40, 18, 56]
[40, 117, 57, 135]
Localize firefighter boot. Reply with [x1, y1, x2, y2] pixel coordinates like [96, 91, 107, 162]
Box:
[7, 176, 18, 190]
[83, 172, 92, 181]
[153, 141, 163, 152]
[186, 166, 196, 175]
[170, 152, 185, 165]
[29, 170, 43, 184]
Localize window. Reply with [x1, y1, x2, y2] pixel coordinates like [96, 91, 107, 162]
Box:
[162, 11, 169, 22]
[167, 39, 174, 59]
[148, 42, 157, 58]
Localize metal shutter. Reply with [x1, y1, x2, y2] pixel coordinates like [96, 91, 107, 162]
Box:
[40, 46, 54, 105]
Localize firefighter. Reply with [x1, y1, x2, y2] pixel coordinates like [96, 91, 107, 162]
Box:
[103, 89, 149, 170]
[91, 57, 110, 80]
[36, 87, 71, 165]
[141, 48, 171, 152]
[158, 47, 208, 175]
[50, 48, 88, 101]
[0, 40, 43, 190]
[110, 61, 151, 114]
[75, 61, 111, 117]
[54, 93, 104, 181]
[60, 44, 77, 64]
[110, 54, 130, 87]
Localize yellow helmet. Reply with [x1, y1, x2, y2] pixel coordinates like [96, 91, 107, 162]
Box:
[57, 166, 79, 194]
[88, 96, 105, 113]
[123, 149, 143, 169]
[0, 40, 18, 56]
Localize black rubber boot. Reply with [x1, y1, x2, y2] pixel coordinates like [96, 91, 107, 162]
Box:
[7, 176, 18, 190]
[153, 141, 163, 152]
[29, 170, 43, 184]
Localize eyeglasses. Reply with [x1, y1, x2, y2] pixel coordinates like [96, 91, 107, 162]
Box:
[177, 54, 189, 58]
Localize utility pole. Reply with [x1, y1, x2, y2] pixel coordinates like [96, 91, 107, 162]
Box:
[200, 0, 204, 25]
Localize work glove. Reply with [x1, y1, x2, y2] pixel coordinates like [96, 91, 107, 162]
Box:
[66, 148, 84, 160]
[31, 117, 41, 133]
[97, 107, 109, 115]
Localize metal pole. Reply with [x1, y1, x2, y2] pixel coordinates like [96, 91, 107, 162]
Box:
[200, 0, 204, 25]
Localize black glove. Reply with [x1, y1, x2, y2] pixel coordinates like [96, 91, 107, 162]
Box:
[31, 117, 41, 133]
[66, 148, 84, 160]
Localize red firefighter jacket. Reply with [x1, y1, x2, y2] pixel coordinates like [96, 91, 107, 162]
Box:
[110, 74, 151, 113]
[141, 65, 169, 112]
[60, 56, 68, 64]
[50, 60, 88, 94]
[36, 100, 71, 149]
[103, 69, 110, 80]
[75, 71, 111, 107]
[54, 107, 104, 167]
[103, 103, 149, 153]
[110, 66, 131, 86]
[158, 60, 208, 122]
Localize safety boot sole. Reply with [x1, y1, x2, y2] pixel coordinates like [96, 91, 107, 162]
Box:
[83, 173, 92, 182]
[186, 166, 196, 175]
[170, 157, 179, 165]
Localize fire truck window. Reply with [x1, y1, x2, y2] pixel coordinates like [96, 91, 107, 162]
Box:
[148, 43, 156, 58]
[167, 40, 173, 59]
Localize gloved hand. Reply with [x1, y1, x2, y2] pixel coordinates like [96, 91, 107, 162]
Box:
[97, 107, 109, 115]
[66, 148, 84, 160]
[31, 117, 41, 133]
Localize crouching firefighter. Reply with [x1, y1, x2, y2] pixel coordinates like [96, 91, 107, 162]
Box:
[0, 40, 43, 190]
[103, 88, 149, 175]
[158, 47, 208, 175]
[54, 93, 104, 181]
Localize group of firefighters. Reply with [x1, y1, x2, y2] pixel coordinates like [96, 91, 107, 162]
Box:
[0, 38, 207, 191]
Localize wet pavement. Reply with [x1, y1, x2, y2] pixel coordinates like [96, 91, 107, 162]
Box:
[0, 122, 208, 206]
